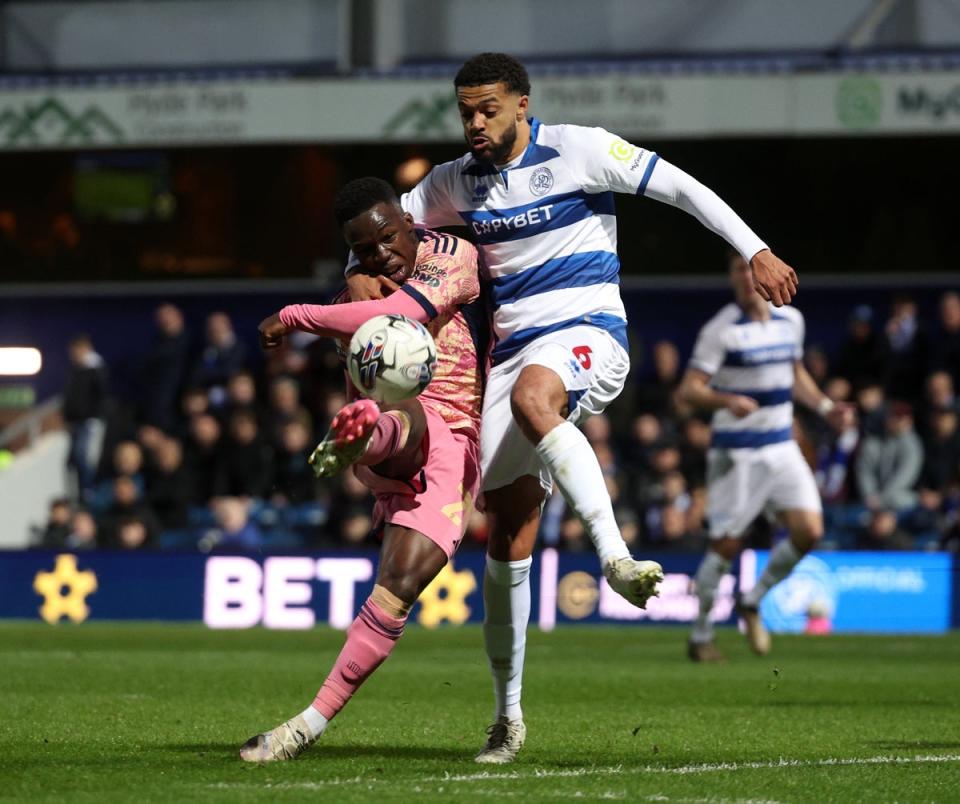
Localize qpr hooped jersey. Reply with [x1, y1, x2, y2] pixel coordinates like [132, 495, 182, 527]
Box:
[688, 303, 805, 450]
[400, 118, 660, 365]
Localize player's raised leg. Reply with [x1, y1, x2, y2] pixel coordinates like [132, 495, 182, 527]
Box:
[689, 536, 738, 662]
[309, 398, 426, 479]
[737, 507, 823, 655]
[511, 363, 663, 607]
[239, 524, 447, 762]
[475, 475, 542, 764]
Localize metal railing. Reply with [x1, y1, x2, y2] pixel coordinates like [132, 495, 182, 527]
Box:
[0, 395, 63, 452]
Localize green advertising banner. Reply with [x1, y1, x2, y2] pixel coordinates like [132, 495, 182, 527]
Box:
[0, 70, 958, 149]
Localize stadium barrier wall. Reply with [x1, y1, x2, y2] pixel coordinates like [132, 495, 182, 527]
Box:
[4, 549, 956, 633]
[1, 279, 953, 402]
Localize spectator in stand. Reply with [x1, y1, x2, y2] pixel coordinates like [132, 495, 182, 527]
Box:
[337, 506, 374, 548]
[183, 414, 222, 504]
[922, 371, 959, 433]
[557, 512, 589, 552]
[116, 517, 152, 550]
[180, 386, 210, 420]
[636, 340, 683, 420]
[140, 303, 189, 432]
[615, 507, 641, 552]
[679, 416, 711, 490]
[582, 414, 622, 502]
[835, 305, 886, 391]
[146, 437, 190, 530]
[223, 370, 260, 421]
[803, 345, 830, 389]
[209, 497, 264, 551]
[856, 382, 887, 437]
[87, 440, 147, 513]
[40, 498, 73, 548]
[932, 291, 960, 386]
[620, 412, 663, 481]
[175, 387, 210, 441]
[814, 377, 860, 504]
[102, 476, 161, 544]
[326, 470, 373, 543]
[856, 402, 923, 514]
[882, 294, 928, 404]
[272, 420, 317, 505]
[63, 333, 109, 499]
[640, 441, 683, 501]
[214, 409, 273, 498]
[65, 510, 98, 550]
[190, 312, 247, 407]
[916, 406, 960, 531]
[860, 509, 914, 551]
[319, 388, 348, 434]
[266, 376, 314, 450]
[137, 424, 166, 457]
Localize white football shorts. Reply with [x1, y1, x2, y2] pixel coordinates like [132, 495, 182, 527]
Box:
[480, 325, 629, 493]
[706, 439, 821, 539]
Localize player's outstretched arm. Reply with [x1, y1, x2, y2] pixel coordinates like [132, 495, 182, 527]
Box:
[257, 292, 430, 347]
[642, 158, 797, 306]
[793, 360, 856, 431]
[750, 249, 799, 307]
[678, 368, 758, 418]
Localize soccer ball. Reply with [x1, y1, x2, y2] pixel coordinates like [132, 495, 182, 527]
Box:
[347, 314, 437, 404]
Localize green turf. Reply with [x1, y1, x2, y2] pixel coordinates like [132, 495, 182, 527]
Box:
[1, 623, 958, 802]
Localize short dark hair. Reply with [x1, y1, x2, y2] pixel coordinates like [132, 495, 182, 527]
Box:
[454, 52, 530, 96]
[333, 177, 399, 227]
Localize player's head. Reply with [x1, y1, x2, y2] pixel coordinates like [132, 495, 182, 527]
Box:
[728, 253, 759, 307]
[454, 52, 530, 164]
[335, 177, 418, 284]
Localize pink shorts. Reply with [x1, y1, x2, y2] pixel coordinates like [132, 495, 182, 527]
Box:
[354, 403, 480, 559]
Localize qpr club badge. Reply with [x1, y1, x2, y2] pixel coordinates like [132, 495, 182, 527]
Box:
[528, 166, 554, 196]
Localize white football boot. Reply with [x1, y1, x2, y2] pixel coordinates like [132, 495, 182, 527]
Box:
[474, 717, 526, 764]
[603, 558, 664, 609]
[239, 715, 312, 763]
[736, 595, 772, 656]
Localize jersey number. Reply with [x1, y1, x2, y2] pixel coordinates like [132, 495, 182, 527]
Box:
[572, 346, 592, 370]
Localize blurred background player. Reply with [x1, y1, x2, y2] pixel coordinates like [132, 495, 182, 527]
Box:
[679, 254, 855, 662]
[240, 177, 483, 762]
[348, 52, 797, 762]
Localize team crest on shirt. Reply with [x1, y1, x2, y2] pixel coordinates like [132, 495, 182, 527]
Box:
[472, 182, 489, 203]
[528, 166, 554, 196]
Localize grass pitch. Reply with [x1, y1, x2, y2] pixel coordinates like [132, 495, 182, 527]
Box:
[1, 623, 959, 802]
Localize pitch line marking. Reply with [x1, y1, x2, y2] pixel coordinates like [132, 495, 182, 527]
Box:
[211, 753, 960, 791]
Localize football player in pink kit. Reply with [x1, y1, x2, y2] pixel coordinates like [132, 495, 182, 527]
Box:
[239, 177, 484, 762]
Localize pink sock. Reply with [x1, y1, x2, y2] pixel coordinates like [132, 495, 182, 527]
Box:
[357, 414, 405, 465]
[312, 598, 407, 720]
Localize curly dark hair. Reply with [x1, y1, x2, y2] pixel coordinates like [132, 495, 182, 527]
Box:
[454, 52, 530, 96]
[333, 177, 399, 227]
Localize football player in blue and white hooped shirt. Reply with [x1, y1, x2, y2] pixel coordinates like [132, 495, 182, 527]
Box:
[347, 53, 799, 763]
[679, 255, 854, 663]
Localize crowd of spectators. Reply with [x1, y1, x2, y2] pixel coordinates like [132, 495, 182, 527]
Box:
[40, 290, 960, 553]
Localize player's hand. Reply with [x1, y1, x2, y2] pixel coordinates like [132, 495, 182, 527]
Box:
[750, 249, 798, 307]
[726, 394, 759, 418]
[258, 313, 289, 349]
[346, 272, 401, 301]
[826, 401, 856, 432]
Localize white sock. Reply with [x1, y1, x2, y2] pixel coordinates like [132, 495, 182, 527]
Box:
[691, 551, 730, 644]
[482, 555, 532, 723]
[535, 422, 630, 565]
[299, 704, 329, 741]
[742, 539, 802, 607]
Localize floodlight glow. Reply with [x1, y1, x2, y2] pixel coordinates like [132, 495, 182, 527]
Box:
[0, 348, 42, 376]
